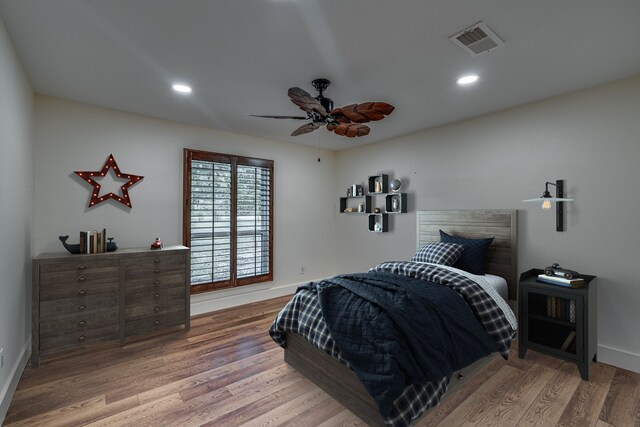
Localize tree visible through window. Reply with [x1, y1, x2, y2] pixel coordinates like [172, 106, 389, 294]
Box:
[183, 149, 273, 293]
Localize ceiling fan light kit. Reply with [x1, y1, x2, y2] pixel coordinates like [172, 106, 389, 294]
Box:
[250, 78, 394, 139]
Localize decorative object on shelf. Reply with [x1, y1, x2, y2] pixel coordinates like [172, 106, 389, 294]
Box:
[358, 203, 364, 212]
[248, 78, 394, 139]
[391, 197, 400, 212]
[385, 193, 407, 214]
[522, 179, 573, 231]
[150, 237, 164, 250]
[368, 174, 388, 193]
[368, 213, 389, 232]
[544, 263, 579, 280]
[356, 186, 364, 196]
[74, 154, 144, 208]
[59, 235, 81, 254]
[347, 187, 352, 197]
[373, 207, 381, 213]
[389, 178, 402, 192]
[106, 237, 118, 252]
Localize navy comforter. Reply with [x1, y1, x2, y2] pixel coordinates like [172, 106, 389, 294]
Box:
[301, 271, 499, 417]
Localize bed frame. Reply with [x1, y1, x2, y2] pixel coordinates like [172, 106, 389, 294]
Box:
[284, 209, 518, 426]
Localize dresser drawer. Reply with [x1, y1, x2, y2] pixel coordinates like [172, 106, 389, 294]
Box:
[40, 307, 119, 338]
[40, 280, 119, 301]
[125, 273, 186, 292]
[125, 263, 185, 279]
[39, 258, 120, 274]
[125, 299, 185, 321]
[125, 253, 185, 269]
[40, 324, 119, 354]
[125, 311, 186, 337]
[40, 292, 119, 319]
[126, 285, 184, 305]
[40, 267, 120, 287]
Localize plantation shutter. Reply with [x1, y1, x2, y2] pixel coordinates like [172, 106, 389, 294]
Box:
[236, 164, 271, 282]
[184, 150, 273, 293]
[189, 159, 232, 287]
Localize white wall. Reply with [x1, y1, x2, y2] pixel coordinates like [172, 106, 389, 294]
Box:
[335, 76, 640, 372]
[0, 16, 33, 423]
[33, 96, 337, 313]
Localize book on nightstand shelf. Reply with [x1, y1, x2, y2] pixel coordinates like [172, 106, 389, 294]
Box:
[560, 331, 577, 352]
[536, 274, 586, 288]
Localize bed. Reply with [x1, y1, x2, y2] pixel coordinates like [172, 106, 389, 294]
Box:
[270, 210, 518, 426]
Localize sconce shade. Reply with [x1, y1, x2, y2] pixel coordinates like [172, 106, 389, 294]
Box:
[522, 180, 573, 231]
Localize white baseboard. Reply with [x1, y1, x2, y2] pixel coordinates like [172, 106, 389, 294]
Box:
[597, 345, 640, 374]
[0, 338, 30, 425]
[190, 280, 303, 316]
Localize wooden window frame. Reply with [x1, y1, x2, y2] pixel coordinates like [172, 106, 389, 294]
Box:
[183, 149, 274, 294]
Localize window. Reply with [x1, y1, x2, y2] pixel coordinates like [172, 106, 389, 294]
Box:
[183, 149, 273, 293]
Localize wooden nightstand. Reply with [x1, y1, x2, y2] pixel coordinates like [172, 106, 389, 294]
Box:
[518, 269, 597, 380]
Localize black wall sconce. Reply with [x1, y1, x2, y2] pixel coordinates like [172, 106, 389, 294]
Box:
[523, 179, 573, 231]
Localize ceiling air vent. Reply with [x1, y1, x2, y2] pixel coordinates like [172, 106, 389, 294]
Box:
[449, 22, 504, 57]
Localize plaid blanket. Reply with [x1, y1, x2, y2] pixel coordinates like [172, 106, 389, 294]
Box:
[371, 262, 516, 358]
[269, 262, 516, 426]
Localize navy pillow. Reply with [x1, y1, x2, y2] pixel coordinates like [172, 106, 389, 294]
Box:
[439, 229, 494, 275]
[411, 242, 465, 266]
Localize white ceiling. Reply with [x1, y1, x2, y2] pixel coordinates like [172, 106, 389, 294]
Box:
[1, 0, 639, 151]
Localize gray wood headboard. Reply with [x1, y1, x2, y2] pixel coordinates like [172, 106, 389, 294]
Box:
[416, 210, 518, 300]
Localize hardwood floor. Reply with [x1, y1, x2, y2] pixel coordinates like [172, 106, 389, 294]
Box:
[4, 295, 639, 426]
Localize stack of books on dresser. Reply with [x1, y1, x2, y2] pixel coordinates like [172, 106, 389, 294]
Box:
[536, 274, 586, 288]
[79, 228, 107, 254]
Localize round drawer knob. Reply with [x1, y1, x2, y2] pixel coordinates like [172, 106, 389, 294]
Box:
[78, 276, 87, 282]
[78, 335, 86, 342]
[77, 264, 87, 270]
[78, 320, 86, 326]
[154, 269, 160, 274]
[154, 280, 160, 285]
[78, 304, 86, 311]
[78, 289, 87, 296]
[154, 258, 161, 263]
[154, 307, 160, 312]
[153, 320, 160, 326]
[154, 293, 161, 298]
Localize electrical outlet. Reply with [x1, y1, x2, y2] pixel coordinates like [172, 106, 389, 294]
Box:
[0, 347, 4, 369]
[299, 265, 305, 275]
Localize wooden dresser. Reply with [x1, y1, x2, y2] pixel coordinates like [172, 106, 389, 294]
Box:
[32, 245, 190, 367]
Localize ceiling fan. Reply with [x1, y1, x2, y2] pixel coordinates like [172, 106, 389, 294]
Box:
[249, 78, 394, 138]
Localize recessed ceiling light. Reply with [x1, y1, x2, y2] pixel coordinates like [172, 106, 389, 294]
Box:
[172, 83, 192, 94]
[457, 75, 479, 86]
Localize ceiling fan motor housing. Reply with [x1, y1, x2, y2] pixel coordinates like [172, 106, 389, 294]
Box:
[312, 78, 333, 112]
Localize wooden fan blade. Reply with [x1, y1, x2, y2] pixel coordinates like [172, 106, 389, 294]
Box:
[248, 114, 308, 120]
[291, 122, 320, 136]
[326, 123, 370, 138]
[330, 102, 395, 124]
[288, 87, 328, 116]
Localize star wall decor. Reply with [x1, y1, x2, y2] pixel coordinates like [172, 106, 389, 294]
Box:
[74, 154, 143, 208]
